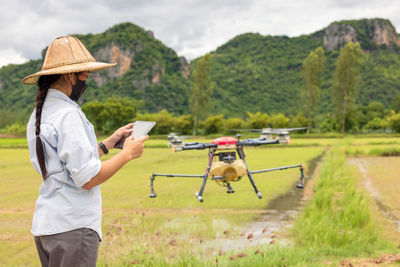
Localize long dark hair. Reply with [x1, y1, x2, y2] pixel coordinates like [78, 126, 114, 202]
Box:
[35, 74, 61, 180]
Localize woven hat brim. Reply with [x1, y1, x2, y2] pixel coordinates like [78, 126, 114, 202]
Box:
[22, 61, 117, 84]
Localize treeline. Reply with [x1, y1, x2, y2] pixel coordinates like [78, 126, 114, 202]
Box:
[2, 97, 400, 136]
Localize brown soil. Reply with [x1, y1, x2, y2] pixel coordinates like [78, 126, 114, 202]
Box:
[348, 158, 400, 243]
[347, 158, 400, 266]
[340, 254, 400, 266]
[302, 160, 323, 201]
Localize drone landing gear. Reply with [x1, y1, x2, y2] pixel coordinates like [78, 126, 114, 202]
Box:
[226, 183, 235, 194]
[149, 149, 216, 203]
[236, 148, 263, 199]
[247, 172, 263, 199]
[296, 166, 305, 189]
[194, 149, 216, 202]
[195, 192, 203, 202]
[149, 175, 157, 198]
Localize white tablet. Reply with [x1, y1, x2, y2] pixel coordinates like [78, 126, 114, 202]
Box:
[132, 121, 156, 139]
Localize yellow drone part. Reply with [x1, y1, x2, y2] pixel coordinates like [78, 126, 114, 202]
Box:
[210, 160, 247, 182]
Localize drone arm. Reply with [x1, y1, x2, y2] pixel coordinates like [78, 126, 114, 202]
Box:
[182, 142, 199, 146]
[152, 173, 205, 178]
[249, 164, 305, 189]
[249, 164, 302, 175]
[238, 139, 280, 146]
[182, 143, 218, 150]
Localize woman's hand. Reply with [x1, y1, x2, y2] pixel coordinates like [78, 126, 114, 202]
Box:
[121, 135, 149, 161]
[104, 123, 133, 149]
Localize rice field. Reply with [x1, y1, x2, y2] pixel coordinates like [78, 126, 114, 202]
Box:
[1, 137, 400, 266]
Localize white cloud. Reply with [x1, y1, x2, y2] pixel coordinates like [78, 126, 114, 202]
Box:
[0, 48, 28, 67]
[0, 0, 399, 67]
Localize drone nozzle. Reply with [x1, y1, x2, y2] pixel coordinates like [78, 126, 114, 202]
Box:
[195, 192, 204, 202]
[296, 177, 304, 189]
[149, 190, 157, 198]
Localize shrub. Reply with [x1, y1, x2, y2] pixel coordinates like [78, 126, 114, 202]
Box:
[82, 97, 136, 135]
[200, 114, 224, 135]
[246, 112, 270, 129]
[317, 115, 339, 133]
[0, 122, 27, 136]
[224, 117, 245, 133]
[270, 113, 290, 128]
[135, 110, 174, 134]
[173, 114, 193, 135]
[364, 117, 389, 131]
[290, 113, 309, 128]
[387, 112, 400, 132]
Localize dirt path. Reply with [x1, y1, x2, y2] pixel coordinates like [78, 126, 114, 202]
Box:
[349, 158, 400, 233]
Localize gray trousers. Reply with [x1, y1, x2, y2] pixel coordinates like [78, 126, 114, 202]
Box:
[34, 228, 99, 267]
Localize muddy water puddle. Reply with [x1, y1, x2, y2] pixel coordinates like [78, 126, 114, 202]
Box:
[199, 209, 297, 256]
[198, 154, 323, 256]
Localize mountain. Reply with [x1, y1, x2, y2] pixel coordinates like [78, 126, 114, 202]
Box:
[0, 22, 191, 124]
[1, 18, 399, 126]
[205, 18, 400, 116]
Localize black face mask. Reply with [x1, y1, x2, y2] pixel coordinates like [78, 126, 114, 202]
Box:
[69, 75, 88, 102]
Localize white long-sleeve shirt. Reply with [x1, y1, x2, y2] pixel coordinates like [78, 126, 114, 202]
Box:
[27, 89, 102, 239]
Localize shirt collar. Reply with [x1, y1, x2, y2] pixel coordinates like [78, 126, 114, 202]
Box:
[47, 89, 79, 108]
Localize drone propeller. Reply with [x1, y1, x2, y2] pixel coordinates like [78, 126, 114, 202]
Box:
[168, 133, 216, 152]
[231, 127, 307, 134]
[268, 127, 307, 134]
[230, 129, 264, 133]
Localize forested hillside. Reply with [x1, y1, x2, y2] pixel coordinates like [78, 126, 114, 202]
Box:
[0, 23, 191, 127]
[205, 18, 400, 116]
[0, 18, 399, 127]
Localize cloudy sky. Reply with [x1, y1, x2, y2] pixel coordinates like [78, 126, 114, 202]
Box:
[1, 0, 399, 67]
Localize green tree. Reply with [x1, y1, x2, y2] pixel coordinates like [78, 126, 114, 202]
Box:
[135, 110, 174, 134]
[246, 112, 270, 129]
[200, 114, 224, 135]
[290, 113, 309, 128]
[333, 42, 363, 133]
[224, 117, 245, 133]
[365, 101, 385, 121]
[0, 122, 27, 136]
[190, 53, 213, 135]
[387, 111, 400, 132]
[270, 113, 290, 128]
[301, 47, 325, 133]
[173, 114, 193, 135]
[391, 95, 400, 113]
[82, 97, 136, 134]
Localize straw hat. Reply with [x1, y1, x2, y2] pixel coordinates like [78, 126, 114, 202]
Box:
[22, 36, 117, 84]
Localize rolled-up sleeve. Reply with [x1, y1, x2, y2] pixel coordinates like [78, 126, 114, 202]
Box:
[56, 109, 101, 188]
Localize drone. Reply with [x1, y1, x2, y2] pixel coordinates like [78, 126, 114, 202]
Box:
[149, 129, 306, 202]
[231, 127, 307, 141]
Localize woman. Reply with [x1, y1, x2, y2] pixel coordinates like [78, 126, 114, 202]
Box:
[23, 36, 148, 266]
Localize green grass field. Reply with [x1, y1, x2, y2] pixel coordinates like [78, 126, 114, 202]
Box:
[1, 137, 400, 266]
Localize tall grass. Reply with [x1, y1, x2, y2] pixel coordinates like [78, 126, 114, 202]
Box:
[292, 148, 395, 256]
[179, 147, 397, 266]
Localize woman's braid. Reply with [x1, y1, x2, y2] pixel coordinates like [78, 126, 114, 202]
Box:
[35, 74, 60, 180]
